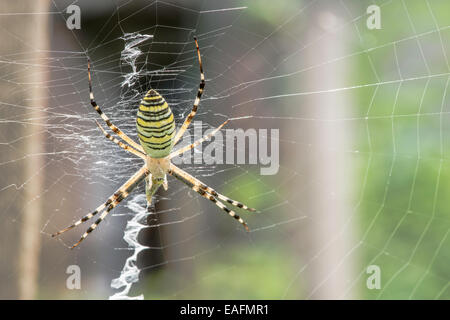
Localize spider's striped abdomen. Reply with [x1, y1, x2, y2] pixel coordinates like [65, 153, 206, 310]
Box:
[136, 89, 175, 158]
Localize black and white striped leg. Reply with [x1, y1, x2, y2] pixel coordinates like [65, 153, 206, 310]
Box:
[88, 59, 144, 153]
[173, 37, 205, 145]
[53, 165, 148, 248]
[169, 164, 256, 212]
[71, 166, 148, 248]
[170, 119, 229, 160]
[51, 200, 111, 237]
[71, 193, 123, 249]
[168, 169, 250, 232]
[94, 120, 146, 160]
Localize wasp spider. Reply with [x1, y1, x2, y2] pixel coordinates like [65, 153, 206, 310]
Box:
[52, 38, 255, 249]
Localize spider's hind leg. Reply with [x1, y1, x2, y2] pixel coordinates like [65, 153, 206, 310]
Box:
[168, 168, 250, 232]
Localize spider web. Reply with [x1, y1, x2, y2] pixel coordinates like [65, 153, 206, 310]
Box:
[0, 0, 449, 300]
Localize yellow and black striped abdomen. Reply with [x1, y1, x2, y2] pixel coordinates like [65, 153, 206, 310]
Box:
[136, 89, 175, 158]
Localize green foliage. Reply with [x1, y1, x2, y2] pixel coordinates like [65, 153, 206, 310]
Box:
[143, 245, 299, 299]
[355, 0, 450, 299]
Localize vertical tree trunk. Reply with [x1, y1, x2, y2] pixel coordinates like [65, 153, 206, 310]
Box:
[17, 0, 50, 300]
[295, 2, 357, 299]
[0, 0, 50, 299]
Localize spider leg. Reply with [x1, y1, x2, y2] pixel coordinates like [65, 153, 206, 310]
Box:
[94, 120, 146, 160]
[173, 37, 205, 145]
[52, 198, 113, 237]
[53, 165, 148, 248]
[70, 165, 148, 249]
[88, 59, 145, 153]
[169, 119, 228, 160]
[168, 167, 250, 231]
[71, 196, 122, 249]
[170, 163, 256, 212]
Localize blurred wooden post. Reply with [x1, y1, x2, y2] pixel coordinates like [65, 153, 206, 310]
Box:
[296, 3, 356, 299]
[19, 0, 50, 300]
[0, 0, 50, 299]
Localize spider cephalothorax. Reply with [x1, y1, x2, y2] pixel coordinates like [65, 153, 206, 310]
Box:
[52, 38, 255, 249]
